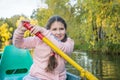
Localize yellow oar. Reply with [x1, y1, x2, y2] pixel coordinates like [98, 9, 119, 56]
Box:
[23, 21, 98, 80]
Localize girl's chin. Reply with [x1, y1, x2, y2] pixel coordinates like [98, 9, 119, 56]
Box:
[58, 38, 63, 41]
[56, 36, 64, 40]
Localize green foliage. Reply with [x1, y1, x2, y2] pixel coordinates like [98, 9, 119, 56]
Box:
[72, 0, 120, 53]
[36, 8, 54, 26]
[0, 0, 120, 54]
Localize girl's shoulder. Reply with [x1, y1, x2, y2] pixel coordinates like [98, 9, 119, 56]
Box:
[67, 37, 74, 42]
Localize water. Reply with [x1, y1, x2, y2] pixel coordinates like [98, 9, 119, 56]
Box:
[66, 51, 120, 80]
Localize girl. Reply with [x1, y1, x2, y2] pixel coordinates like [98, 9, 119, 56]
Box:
[13, 15, 74, 80]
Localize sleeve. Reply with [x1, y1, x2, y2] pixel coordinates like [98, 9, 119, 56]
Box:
[60, 38, 74, 55]
[13, 29, 42, 49]
[42, 30, 74, 55]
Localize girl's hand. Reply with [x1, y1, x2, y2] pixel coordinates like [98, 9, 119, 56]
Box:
[30, 25, 43, 34]
[17, 20, 30, 31]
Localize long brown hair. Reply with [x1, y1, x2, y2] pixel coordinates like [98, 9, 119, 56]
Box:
[45, 15, 67, 72]
[45, 51, 58, 72]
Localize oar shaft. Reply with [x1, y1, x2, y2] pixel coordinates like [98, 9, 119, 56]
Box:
[42, 37, 98, 80]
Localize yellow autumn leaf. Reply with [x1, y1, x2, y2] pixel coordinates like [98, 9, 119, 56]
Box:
[30, 19, 38, 25]
[90, 41, 95, 46]
[9, 27, 13, 32]
[16, 16, 26, 27]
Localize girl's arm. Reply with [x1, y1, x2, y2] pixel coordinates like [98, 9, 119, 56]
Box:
[13, 22, 42, 49]
[41, 29, 74, 55]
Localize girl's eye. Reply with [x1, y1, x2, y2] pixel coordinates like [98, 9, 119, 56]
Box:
[60, 28, 64, 30]
[52, 28, 57, 31]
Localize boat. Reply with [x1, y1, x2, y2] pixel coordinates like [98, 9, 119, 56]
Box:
[0, 45, 81, 80]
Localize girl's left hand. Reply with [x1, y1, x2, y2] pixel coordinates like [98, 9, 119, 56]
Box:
[30, 25, 43, 34]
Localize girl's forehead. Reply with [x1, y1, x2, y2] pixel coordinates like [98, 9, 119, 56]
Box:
[51, 21, 64, 26]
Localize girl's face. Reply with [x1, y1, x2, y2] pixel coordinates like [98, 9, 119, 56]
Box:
[50, 21, 66, 41]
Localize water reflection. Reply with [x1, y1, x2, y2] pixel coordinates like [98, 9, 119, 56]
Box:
[66, 51, 120, 80]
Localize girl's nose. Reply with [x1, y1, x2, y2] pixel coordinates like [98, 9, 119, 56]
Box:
[56, 30, 60, 34]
